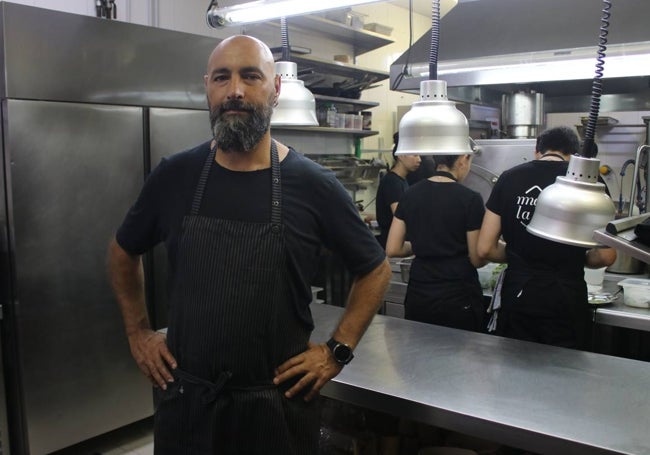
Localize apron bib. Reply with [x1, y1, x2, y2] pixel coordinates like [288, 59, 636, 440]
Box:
[154, 141, 319, 454]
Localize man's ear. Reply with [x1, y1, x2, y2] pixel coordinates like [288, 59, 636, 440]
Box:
[274, 74, 282, 105]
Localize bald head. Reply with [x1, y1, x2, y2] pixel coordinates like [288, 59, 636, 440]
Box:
[207, 35, 276, 75]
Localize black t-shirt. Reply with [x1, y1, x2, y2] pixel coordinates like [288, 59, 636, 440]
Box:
[375, 171, 408, 246]
[116, 140, 385, 326]
[395, 180, 485, 260]
[486, 160, 586, 273]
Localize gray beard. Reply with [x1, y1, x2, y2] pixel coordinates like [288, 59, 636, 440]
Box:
[209, 98, 273, 153]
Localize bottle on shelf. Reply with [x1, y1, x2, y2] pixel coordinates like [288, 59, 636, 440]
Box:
[326, 104, 338, 128]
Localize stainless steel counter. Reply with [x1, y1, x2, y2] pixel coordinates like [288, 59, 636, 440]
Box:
[592, 274, 650, 331]
[312, 303, 650, 455]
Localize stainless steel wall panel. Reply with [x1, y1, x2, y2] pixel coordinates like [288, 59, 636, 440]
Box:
[4, 99, 152, 454]
[0, 3, 218, 109]
[148, 107, 211, 330]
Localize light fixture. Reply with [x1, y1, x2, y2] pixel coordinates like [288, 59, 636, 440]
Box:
[526, 156, 616, 247]
[526, 0, 615, 248]
[270, 17, 318, 127]
[206, 0, 383, 27]
[395, 0, 470, 156]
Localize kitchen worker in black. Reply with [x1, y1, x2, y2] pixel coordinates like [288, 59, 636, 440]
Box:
[375, 132, 421, 248]
[477, 126, 616, 349]
[108, 35, 391, 455]
[386, 153, 486, 331]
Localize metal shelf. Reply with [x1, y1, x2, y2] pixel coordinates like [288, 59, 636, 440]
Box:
[313, 94, 379, 111]
[271, 126, 378, 138]
[268, 15, 393, 56]
[593, 228, 650, 264]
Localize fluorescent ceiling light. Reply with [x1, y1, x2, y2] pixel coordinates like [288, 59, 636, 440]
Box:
[208, 0, 384, 26]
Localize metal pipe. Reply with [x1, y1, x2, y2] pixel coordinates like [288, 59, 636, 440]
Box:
[642, 117, 650, 217]
[628, 144, 649, 216]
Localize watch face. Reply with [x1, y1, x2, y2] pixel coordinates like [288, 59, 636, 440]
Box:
[333, 343, 353, 364]
[327, 338, 354, 365]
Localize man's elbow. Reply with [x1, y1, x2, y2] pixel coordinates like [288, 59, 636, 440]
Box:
[364, 258, 392, 288]
[476, 242, 491, 262]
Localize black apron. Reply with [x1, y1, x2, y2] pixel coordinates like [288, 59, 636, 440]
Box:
[154, 141, 319, 455]
[497, 251, 590, 349]
[404, 255, 485, 332]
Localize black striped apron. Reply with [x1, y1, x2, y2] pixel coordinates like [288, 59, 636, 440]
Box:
[153, 140, 319, 454]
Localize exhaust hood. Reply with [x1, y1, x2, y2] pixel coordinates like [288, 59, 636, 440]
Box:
[390, 0, 650, 99]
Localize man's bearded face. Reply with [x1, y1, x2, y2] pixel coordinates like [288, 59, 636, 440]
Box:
[209, 93, 275, 153]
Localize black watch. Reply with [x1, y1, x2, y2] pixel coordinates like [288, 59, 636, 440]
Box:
[326, 338, 354, 365]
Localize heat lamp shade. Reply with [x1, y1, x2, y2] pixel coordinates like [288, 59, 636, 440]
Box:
[271, 61, 318, 127]
[395, 80, 472, 156]
[526, 155, 616, 248]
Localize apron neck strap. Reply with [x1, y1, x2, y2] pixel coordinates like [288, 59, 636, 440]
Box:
[270, 139, 281, 225]
[190, 140, 282, 223]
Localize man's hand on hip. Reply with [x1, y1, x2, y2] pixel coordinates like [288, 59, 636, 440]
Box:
[128, 329, 177, 389]
[273, 342, 342, 402]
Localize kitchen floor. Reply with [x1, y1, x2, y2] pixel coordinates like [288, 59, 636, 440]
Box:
[49, 418, 154, 455]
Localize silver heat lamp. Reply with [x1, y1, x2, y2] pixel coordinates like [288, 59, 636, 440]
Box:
[526, 155, 616, 248]
[271, 60, 318, 126]
[526, 0, 615, 247]
[395, 0, 471, 156]
[395, 79, 472, 156]
[270, 17, 318, 127]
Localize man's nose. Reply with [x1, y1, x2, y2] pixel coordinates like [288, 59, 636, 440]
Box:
[227, 77, 245, 99]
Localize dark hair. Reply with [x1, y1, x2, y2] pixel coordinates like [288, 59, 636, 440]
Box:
[435, 154, 462, 169]
[536, 126, 580, 156]
[391, 131, 399, 159]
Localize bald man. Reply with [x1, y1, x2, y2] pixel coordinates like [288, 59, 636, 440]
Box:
[108, 35, 390, 454]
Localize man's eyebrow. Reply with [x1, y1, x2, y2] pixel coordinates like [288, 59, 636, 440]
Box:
[210, 67, 231, 76]
[239, 66, 265, 74]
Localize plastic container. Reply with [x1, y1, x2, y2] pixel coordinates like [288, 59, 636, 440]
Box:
[618, 278, 650, 308]
[584, 266, 607, 292]
[325, 104, 337, 128]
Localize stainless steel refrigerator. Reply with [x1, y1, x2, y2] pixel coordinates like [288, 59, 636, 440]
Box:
[0, 4, 216, 453]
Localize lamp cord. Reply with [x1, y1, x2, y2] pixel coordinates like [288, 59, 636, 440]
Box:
[281, 17, 291, 61]
[428, 0, 440, 81]
[582, 0, 612, 158]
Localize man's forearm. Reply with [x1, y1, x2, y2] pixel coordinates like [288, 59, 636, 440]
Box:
[108, 237, 150, 335]
[331, 258, 391, 349]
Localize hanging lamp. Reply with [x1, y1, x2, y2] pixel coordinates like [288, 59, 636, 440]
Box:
[395, 0, 472, 156]
[270, 17, 318, 127]
[526, 0, 616, 248]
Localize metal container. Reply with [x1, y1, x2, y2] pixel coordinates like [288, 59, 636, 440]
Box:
[607, 251, 645, 274]
[502, 91, 545, 139]
[397, 258, 413, 283]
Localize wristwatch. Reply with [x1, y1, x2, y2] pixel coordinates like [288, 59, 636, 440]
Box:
[326, 338, 354, 365]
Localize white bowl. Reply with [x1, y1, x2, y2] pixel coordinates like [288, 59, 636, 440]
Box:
[618, 278, 650, 308]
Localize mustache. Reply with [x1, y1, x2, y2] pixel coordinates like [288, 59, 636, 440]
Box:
[217, 100, 254, 114]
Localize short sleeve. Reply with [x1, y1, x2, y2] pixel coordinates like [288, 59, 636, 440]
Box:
[467, 191, 485, 231]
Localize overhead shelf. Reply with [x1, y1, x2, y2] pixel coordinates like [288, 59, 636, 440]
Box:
[272, 126, 378, 138]
[267, 15, 393, 56]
